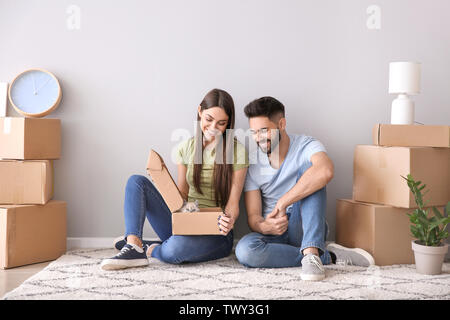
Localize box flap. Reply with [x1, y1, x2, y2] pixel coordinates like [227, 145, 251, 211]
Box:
[372, 124, 381, 145]
[146, 149, 184, 213]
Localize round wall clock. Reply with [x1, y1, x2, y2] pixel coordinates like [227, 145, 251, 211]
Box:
[8, 68, 62, 118]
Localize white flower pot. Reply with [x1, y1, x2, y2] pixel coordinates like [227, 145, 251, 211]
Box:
[411, 240, 449, 275]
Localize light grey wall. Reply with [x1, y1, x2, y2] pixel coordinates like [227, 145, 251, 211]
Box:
[1, 0, 449, 242]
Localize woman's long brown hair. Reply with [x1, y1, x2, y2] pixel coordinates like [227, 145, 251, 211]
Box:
[193, 88, 235, 208]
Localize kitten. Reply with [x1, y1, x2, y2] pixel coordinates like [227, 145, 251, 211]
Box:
[180, 200, 199, 212]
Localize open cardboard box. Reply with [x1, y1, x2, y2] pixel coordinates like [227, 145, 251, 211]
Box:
[146, 149, 222, 235]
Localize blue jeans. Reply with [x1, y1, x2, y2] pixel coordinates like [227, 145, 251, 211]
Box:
[123, 174, 234, 264]
[235, 162, 332, 268]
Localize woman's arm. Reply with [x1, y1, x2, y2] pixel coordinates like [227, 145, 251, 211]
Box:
[219, 167, 248, 235]
[177, 164, 189, 201]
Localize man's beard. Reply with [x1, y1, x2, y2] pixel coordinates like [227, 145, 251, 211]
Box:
[257, 132, 281, 155]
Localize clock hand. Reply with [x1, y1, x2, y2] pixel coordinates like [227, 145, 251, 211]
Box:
[36, 78, 51, 94]
[31, 74, 37, 95]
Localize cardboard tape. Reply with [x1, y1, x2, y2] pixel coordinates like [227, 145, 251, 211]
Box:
[3, 117, 11, 134]
[0, 82, 7, 118]
[377, 148, 387, 169]
[377, 187, 384, 202]
[13, 163, 24, 204]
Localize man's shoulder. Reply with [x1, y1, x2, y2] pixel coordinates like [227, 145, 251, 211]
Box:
[289, 133, 323, 152]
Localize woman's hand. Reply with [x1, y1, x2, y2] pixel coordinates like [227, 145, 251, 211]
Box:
[219, 167, 247, 235]
[218, 206, 238, 235]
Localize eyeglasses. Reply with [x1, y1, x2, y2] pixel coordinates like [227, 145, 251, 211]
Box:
[249, 127, 279, 137]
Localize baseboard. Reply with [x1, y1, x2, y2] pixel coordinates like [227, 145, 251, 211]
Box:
[67, 237, 160, 250]
[67, 237, 239, 250]
[67, 237, 117, 250]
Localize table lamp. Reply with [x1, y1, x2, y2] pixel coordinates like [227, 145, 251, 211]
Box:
[389, 62, 421, 124]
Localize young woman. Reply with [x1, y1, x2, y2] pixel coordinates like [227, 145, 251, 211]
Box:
[101, 89, 248, 270]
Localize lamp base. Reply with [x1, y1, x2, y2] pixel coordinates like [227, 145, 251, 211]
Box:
[391, 94, 415, 125]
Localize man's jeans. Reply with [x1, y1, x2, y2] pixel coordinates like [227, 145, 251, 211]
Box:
[123, 174, 234, 264]
[235, 161, 332, 268]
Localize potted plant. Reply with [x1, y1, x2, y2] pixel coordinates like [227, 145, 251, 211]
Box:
[402, 174, 450, 275]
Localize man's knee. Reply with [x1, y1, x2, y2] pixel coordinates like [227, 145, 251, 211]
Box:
[235, 233, 266, 268]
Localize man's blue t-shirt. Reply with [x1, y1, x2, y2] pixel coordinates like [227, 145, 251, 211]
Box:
[244, 134, 327, 217]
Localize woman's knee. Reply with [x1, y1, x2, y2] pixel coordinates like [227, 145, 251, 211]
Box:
[156, 236, 185, 264]
[126, 174, 149, 190]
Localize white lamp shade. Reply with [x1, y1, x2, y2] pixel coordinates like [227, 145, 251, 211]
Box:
[389, 62, 421, 94]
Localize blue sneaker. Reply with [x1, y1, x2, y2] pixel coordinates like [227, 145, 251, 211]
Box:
[113, 236, 161, 252]
[101, 243, 149, 270]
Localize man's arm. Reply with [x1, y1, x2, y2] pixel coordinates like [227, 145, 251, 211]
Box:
[272, 151, 334, 214]
[245, 189, 264, 233]
[245, 189, 289, 235]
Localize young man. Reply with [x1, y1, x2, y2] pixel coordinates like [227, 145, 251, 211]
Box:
[235, 96, 375, 281]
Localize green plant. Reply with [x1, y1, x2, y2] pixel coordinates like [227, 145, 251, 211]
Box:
[401, 174, 450, 246]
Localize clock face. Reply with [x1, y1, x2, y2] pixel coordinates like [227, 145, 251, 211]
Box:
[9, 69, 61, 117]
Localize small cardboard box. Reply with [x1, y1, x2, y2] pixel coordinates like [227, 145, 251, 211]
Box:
[146, 149, 222, 235]
[373, 123, 450, 148]
[353, 145, 450, 208]
[0, 160, 53, 204]
[336, 199, 446, 266]
[0, 117, 61, 159]
[0, 200, 67, 269]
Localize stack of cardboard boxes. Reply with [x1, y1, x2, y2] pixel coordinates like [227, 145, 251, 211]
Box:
[0, 117, 67, 269]
[336, 124, 450, 266]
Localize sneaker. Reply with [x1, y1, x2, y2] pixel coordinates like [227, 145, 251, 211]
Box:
[113, 236, 161, 252]
[101, 243, 149, 270]
[326, 243, 375, 267]
[300, 254, 325, 281]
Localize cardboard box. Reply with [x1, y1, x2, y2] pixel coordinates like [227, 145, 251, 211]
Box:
[146, 149, 222, 235]
[0, 117, 61, 159]
[353, 145, 450, 208]
[336, 199, 447, 266]
[0, 160, 53, 204]
[336, 199, 413, 266]
[0, 200, 67, 269]
[373, 123, 450, 148]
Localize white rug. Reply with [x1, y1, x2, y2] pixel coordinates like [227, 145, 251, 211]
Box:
[2, 248, 450, 300]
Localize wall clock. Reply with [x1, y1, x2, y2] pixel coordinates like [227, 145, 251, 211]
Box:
[8, 68, 62, 118]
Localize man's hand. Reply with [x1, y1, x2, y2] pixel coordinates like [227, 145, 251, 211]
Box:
[268, 200, 287, 218]
[263, 205, 288, 235]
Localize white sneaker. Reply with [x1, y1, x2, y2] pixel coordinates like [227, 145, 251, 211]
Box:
[101, 243, 149, 271]
[300, 254, 325, 281]
[326, 243, 375, 267]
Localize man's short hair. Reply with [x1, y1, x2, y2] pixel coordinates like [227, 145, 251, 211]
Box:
[244, 96, 285, 122]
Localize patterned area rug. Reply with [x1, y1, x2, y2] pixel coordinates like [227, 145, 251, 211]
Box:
[2, 248, 450, 300]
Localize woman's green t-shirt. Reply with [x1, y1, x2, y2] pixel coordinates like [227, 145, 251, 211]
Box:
[175, 137, 249, 208]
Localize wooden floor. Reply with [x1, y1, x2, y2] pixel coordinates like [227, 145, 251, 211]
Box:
[0, 261, 51, 299]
